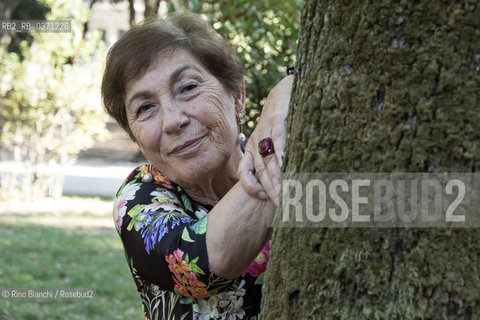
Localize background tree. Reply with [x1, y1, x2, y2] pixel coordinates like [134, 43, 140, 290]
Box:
[125, 0, 161, 27]
[0, 0, 108, 199]
[261, 0, 480, 319]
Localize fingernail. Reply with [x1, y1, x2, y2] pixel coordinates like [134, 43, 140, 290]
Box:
[274, 196, 279, 206]
[259, 191, 267, 199]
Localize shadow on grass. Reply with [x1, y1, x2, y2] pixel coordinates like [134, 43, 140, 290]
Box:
[0, 222, 143, 320]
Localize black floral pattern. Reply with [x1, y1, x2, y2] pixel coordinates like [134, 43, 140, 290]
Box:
[113, 165, 269, 320]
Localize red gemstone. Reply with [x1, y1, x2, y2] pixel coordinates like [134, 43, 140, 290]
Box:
[258, 137, 275, 157]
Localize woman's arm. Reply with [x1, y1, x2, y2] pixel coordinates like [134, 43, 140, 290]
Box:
[207, 76, 294, 279]
[206, 182, 275, 279]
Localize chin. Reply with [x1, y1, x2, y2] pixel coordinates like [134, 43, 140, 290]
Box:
[183, 155, 223, 179]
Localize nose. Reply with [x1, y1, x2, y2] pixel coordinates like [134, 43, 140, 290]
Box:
[161, 101, 189, 134]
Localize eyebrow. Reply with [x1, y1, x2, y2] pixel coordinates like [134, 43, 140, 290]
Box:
[126, 65, 194, 109]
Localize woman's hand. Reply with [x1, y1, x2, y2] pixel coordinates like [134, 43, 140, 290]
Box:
[237, 75, 294, 205]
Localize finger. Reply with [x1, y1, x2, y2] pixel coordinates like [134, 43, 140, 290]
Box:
[254, 151, 280, 205]
[270, 120, 287, 168]
[237, 150, 267, 199]
[263, 150, 282, 204]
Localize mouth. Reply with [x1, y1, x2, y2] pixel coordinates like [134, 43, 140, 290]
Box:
[169, 135, 206, 155]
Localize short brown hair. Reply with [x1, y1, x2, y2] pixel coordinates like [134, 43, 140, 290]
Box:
[101, 12, 244, 141]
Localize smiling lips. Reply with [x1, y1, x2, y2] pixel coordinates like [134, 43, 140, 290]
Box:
[170, 136, 206, 155]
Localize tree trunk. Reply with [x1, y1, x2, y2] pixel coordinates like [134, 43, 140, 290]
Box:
[0, 0, 21, 20]
[144, 0, 157, 19]
[128, 0, 135, 27]
[261, 1, 480, 319]
[0, 0, 30, 49]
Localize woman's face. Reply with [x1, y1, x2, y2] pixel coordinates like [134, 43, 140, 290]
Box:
[124, 48, 244, 186]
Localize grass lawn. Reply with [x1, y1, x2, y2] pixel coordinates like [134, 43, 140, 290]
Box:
[0, 197, 144, 320]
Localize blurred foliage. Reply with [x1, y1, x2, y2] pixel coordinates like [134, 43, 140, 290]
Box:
[0, 0, 108, 199]
[4, 0, 50, 55]
[170, 0, 302, 136]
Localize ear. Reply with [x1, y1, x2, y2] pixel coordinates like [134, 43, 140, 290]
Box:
[234, 79, 246, 117]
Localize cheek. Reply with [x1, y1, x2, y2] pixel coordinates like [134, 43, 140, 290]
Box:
[200, 91, 237, 140]
[131, 120, 162, 151]
[205, 106, 237, 148]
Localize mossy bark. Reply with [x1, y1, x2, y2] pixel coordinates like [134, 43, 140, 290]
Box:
[261, 1, 480, 319]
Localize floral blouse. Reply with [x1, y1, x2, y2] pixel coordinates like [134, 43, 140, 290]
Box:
[113, 165, 270, 320]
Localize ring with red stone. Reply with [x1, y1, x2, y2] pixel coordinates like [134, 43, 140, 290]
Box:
[258, 137, 275, 158]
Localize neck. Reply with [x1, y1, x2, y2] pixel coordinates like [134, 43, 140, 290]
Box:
[183, 148, 243, 205]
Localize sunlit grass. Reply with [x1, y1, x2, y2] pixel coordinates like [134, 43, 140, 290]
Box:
[0, 197, 144, 320]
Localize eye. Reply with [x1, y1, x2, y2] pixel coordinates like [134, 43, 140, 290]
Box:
[136, 103, 155, 117]
[180, 82, 198, 94]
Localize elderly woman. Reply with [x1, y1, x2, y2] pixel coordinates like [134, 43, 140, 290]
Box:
[102, 12, 293, 320]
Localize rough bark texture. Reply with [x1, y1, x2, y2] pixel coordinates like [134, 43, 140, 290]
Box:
[261, 1, 480, 319]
